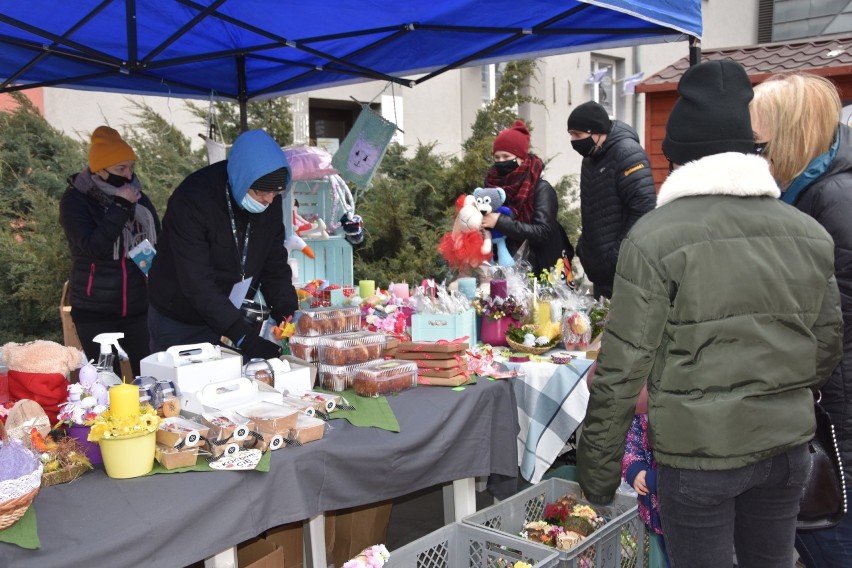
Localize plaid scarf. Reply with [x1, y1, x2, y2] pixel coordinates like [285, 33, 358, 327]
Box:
[484, 153, 543, 224]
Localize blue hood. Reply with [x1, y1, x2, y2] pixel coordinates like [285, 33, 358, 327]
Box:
[226, 130, 290, 205]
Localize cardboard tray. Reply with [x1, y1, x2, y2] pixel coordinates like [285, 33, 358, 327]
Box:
[397, 340, 468, 353]
[155, 444, 199, 469]
[156, 416, 209, 448]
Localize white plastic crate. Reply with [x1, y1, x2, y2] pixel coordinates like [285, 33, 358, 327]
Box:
[463, 478, 646, 568]
[387, 522, 559, 568]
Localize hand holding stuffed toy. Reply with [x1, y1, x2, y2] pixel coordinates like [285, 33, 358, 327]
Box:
[474, 187, 514, 267]
[438, 195, 492, 271]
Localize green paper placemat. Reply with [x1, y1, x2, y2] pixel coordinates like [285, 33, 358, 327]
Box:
[0, 505, 39, 549]
[319, 389, 400, 432]
[147, 449, 271, 475]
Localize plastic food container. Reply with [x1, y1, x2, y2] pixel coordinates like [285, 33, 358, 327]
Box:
[352, 360, 418, 397]
[288, 334, 323, 362]
[293, 306, 361, 336]
[318, 361, 377, 392]
[318, 331, 388, 365]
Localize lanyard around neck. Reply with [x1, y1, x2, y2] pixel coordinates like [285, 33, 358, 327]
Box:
[225, 184, 251, 280]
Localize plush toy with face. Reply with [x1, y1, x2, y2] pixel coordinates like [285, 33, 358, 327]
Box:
[437, 194, 492, 271]
[473, 187, 514, 267]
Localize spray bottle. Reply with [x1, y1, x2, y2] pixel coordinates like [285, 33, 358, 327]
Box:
[93, 332, 128, 386]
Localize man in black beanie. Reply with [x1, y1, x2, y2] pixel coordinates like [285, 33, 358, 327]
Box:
[567, 100, 655, 298]
[577, 59, 843, 568]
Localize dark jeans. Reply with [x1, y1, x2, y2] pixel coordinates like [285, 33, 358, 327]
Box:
[796, 511, 852, 567]
[658, 444, 809, 568]
[147, 306, 220, 353]
[73, 313, 150, 378]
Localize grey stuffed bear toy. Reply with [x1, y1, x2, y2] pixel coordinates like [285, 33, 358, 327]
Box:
[473, 187, 514, 267]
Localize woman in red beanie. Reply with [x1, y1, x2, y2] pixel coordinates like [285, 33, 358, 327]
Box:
[482, 119, 572, 275]
[59, 126, 160, 377]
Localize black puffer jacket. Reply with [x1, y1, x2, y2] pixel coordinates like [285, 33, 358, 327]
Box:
[790, 124, 852, 489]
[576, 120, 656, 296]
[494, 179, 571, 275]
[60, 174, 160, 319]
[147, 161, 298, 342]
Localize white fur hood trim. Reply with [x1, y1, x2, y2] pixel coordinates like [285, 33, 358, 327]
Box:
[657, 153, 780, 208]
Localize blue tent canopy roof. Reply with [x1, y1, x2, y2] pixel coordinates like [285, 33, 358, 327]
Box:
[0, 0, 702, 101]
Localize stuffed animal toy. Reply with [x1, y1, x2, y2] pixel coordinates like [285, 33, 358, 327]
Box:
[438, 194, 492, 271]
[1, 340, 85, 424]
[473, 187, 514, 267]
[548, 249, 576, 291]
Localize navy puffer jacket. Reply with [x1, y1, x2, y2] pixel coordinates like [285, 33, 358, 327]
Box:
[790, 124, 852, 490]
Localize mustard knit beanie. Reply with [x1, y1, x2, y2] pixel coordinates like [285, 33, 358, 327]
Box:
[88, 126, 137, 172]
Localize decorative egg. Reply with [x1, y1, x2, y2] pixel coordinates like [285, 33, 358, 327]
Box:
[80, 395, 98, 409]
[90, 381, 109, 406]
[79, 363, 97, 387]
[535, 336, 550, 346]
[523, 333, 536, 347]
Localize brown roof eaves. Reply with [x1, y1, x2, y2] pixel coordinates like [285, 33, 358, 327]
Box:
[636, 34, 852, 94]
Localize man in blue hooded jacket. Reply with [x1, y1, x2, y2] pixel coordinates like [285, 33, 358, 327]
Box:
[148, 130, 297, 359]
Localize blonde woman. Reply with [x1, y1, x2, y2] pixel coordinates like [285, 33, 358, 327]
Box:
[752, 73, 852, 568]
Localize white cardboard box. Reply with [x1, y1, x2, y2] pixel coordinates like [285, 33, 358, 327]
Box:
[140, 343, 243, 410]
[185, 376, 283, 415]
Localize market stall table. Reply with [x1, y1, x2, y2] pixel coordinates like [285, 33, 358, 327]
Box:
[507, 355, 593, 483]
[0, 378, 518, 568]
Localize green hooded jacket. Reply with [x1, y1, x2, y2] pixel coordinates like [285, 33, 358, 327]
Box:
[577, 152, 844, 504]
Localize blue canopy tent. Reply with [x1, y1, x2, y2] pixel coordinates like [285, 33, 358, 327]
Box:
[0, 0, 702, 124]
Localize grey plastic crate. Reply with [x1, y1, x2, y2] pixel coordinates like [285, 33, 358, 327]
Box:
[463, 478, 646, 568]
[386, 521, 560, 568]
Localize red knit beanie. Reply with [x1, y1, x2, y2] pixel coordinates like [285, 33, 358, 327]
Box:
[493, 119, 530, 159]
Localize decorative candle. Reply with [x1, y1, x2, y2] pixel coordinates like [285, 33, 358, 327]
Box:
[490, 279, 508, 299]
[457, 277, 477, 299]
[358, 280, 376, 299]
[535, 301, 552, 329]
[391, 282, 410, 300]
[109, 384, 140, 419]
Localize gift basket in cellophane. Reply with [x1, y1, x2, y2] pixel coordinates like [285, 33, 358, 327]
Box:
[0, 418, 43, 530]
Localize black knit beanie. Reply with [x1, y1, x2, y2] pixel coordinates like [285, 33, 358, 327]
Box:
[567, 101, 612, 134]
[662, 59, 754, 165]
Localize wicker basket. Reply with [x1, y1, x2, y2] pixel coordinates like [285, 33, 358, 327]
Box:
[506, 336, 557, 355]
[0, 420, 43, 530]
[41, 462, 88, 488]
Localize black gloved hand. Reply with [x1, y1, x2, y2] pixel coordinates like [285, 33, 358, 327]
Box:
[238, 333, 282, 360]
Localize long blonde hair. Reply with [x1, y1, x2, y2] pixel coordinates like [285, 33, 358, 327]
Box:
[750, 73, 841, 188]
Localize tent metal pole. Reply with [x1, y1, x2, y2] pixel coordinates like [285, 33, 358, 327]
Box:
[237, 55, 248, 132]
[689, 36, 701, 66]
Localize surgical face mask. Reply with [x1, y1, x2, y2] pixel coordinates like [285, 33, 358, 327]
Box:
[105, 172, 132, 188]
[493, 159, 518, 175]
[571, 136, 597, 157]
[240, 193, 269, 214]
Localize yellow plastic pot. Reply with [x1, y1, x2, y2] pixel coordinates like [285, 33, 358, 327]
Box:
[98, 431, 156, 479]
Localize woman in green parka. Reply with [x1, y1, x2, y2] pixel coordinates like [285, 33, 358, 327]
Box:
[577, 60, 844, 568]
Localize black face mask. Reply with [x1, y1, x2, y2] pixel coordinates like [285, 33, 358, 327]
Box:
[571, 136, 597, 157]
[493, 159, 518, 175]
[104, 172, 132, 188]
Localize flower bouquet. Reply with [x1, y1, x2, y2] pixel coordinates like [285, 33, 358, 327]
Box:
[87, 404, 160, 442]
[272, 316, 297, 355]
[472, 291, 529, 321]
[343, 544, 389, 567]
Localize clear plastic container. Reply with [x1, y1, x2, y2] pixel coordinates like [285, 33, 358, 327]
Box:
[293, 306, 361, 336]
[288, 334, 323, 362]
[318, 361, 378, 392]
[352, 360, 418, 397]
[318, 331, 388, 365]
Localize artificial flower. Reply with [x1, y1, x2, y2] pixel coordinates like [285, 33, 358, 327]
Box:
[87, 404, 160, 442]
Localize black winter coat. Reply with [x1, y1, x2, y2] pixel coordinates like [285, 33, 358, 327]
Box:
[60, 176, 160, 319]
[791, 123, 852, 490]
[147, 161, 298, 342]
[576, 120, 656, 296]
[494, 179, 571, 275]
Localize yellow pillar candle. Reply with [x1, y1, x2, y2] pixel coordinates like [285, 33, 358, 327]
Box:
[109, 384, 140, 419]
[359, 280, 376, 299]
[535, 301, 552, 329]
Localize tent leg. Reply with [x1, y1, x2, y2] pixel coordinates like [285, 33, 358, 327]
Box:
[689, 36, 702, 66]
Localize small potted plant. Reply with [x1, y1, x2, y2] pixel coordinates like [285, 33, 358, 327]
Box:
[473, 291, 530, 347]
[56, 363, 108, 465]
[87, 391, 160, 479]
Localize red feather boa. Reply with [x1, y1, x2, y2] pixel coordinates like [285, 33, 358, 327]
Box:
[438, 230, 491, 271]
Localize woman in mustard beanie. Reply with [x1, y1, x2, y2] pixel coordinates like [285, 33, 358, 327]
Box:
[481, 118, 573, 275]
[59, 126, 160, 377]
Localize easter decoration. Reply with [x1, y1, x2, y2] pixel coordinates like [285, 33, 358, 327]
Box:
[473, 187, 515, 267]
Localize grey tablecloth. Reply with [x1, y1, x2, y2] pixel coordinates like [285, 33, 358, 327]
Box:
[0, 379, 518, 568]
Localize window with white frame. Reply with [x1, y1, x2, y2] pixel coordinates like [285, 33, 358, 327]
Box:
[481, 63, 507, 105]
[590, 57, 615, 118]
